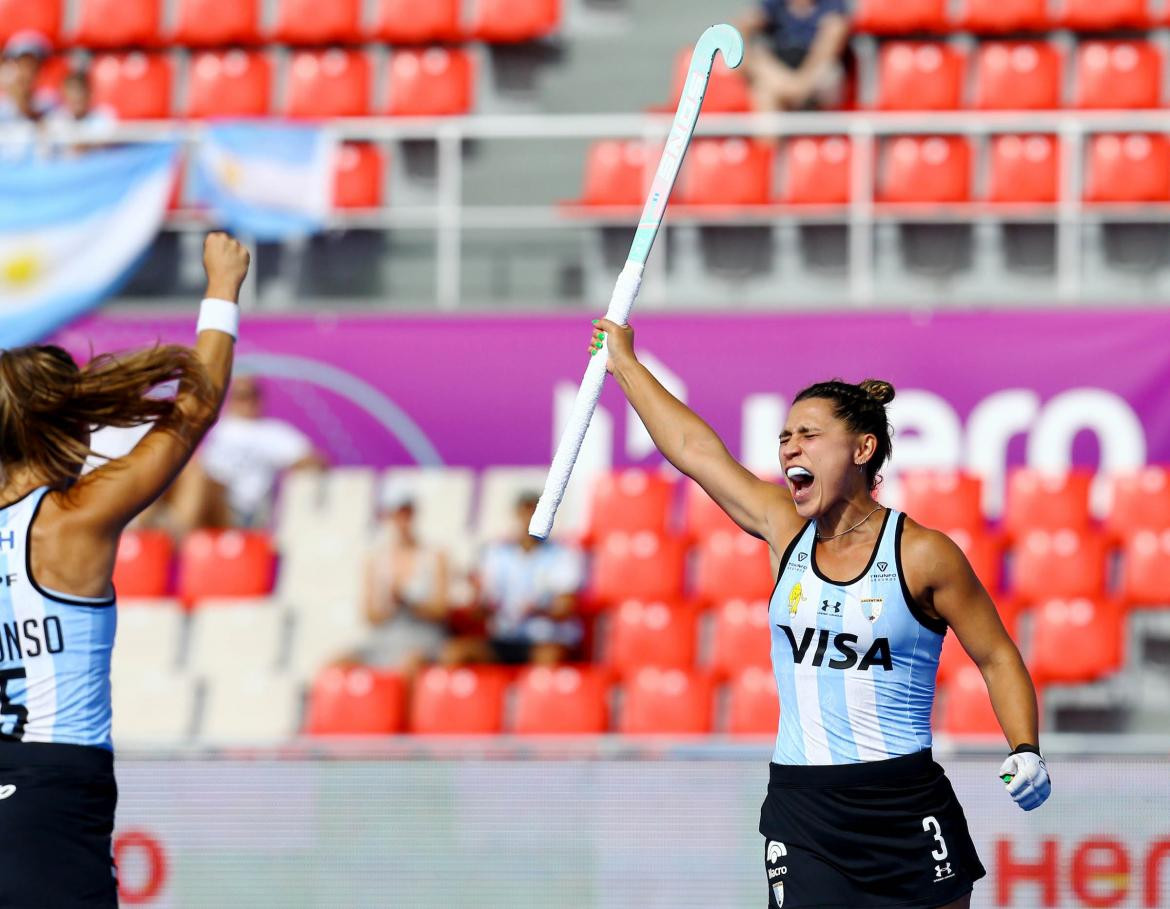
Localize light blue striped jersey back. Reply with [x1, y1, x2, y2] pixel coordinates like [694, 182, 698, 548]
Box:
[768, 509, 945, 765]
[0, 487, 116, 750]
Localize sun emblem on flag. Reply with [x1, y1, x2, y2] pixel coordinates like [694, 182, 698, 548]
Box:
[0, 250, 44, 288]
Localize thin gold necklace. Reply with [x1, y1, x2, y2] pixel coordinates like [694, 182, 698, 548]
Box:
[816, 505, 884, 542]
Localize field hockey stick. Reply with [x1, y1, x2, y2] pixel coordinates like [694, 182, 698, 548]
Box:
[529, 23, 745, 540]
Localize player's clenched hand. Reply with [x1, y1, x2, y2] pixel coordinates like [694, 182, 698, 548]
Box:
[203, 232, 251, 302]
[999, 748, 1051, 811]
[590, 318, 636, 376]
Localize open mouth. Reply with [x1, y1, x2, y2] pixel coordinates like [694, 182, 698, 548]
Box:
[786, 466, 815, 499]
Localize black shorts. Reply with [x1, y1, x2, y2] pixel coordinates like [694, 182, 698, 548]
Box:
[759, 748, 985, 909]
[0, 741, 119, 908]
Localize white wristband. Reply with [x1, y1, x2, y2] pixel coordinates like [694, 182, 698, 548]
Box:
[197, 297, 239, 340]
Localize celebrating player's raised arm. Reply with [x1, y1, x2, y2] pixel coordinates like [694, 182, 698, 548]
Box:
[592, 318, 800, 550]
[71, 232, 249, 534]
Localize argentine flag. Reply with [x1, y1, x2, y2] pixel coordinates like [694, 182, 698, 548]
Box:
[0, 143, 177, 349]
[194, 122, 335, 241]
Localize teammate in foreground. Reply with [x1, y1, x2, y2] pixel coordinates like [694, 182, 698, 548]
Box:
[0, 232, 248, 906]
[589, 319, 1051, 909]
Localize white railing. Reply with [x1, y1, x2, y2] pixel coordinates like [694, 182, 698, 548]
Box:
[15, 109, 1170, 308]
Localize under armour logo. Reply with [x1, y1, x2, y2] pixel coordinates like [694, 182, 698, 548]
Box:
[797, 553, 807, 562]
[935, 863, 953, 880]
[820, 600, 842, 615]
[877, 561, 889, 573]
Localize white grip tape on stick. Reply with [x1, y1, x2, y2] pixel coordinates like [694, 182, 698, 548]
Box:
[528, 262, 644, 539]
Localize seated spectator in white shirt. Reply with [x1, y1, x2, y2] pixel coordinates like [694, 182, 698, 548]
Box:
[200, 375, 326, 527]
[353, 480, 452, 677]
[0, 31, 56, 161]
[45, 68, 117, 155]
[458, 492, 584, 666]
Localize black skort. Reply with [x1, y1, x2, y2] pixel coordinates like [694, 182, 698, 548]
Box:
[0, 741, 118, 908]
[759, 748, 985, 909]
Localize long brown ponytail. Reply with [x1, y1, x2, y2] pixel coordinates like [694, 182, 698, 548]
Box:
[0, 344, 214, 487]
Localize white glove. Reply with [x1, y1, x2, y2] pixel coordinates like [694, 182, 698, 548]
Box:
[999, 748, 1051, 811]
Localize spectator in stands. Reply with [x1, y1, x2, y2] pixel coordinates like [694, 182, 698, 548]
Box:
[0, 31, 55, 161]
[45, 68, 117, 154]
[736, 0, 851, 111]
[200, 375, 327, 527]
[355, 479, 453, 676]
[459, 492, 584, 666]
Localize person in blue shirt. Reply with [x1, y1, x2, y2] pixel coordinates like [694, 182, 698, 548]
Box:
[736, 0, 852, 111]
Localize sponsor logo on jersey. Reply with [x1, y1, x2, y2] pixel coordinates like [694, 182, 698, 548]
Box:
[819, 599, 842, 616]
[873, 559, 898, 583]
[934, 862, 955, 882]
[797, 552, 807, 562]
[877, 561, 888, 573]
[787, 584, 804, 616]
[0, 530, 15, 552]
[766, 841, 787, 866]
[778, 625, 893, 671]
[772, 881, 785, 907]
[0, 616, 66, 662]
[861, 597, 883, 623]
[0, 785, 15, 800]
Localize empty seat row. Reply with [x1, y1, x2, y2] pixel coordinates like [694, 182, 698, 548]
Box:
[576, 133, 1170, 209]
[855, 0, 1155, 34]
[114, 528, 275, 603]
[876, 41, 1164, 111]
[0, 0, 558, 49]
[72, 49, 474, 120]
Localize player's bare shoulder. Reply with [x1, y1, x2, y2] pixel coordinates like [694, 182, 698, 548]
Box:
[898, 515, 970, 587]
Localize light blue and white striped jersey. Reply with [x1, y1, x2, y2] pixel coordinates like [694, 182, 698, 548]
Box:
[0, 487, 116, 750]
[768, 509, 945, 765]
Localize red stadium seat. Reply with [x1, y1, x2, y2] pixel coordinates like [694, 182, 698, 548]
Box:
[74, 0, 158, 48]
[879, 137, 972, 204]
[590, 532, 688, 605]
[854, 0, 947, 33]
[678, 138, 772, 206]
[113, 529, 174, 598]
[186, 50, 271, 118]
[1084, 133, 1170, 203]
[1002, 469, 1092, 540]
[1029, 598, 1123, 685]
[0, 0, 61, 45]
[1011, 529, 1110, 602]
[177, 529, 275, 605]
[386, 48, 474, 117]
[471, 0, 560, 42]
[173, 0, 258, 46]
[694, 532, 775, 604]
[375, 0, 462, 43]
[35, 54, 69, 96]
[1120, 530, 1170, 606]
[939, 664, 1003, 736]
[604, 599, 698, 675]
[960, 0, 1049, 32]
[973, 43, 1063, 110]
[708, 598, 771, 678]
[584, 469, 674, 542]
[876, 43, 965, 111]
[683, 478, 740, 541]
[781, 136, 851, 206]
[410, 667, 507, 734]
[274, 0, 361, 44]
[576, 140, 655, 208]
[304, 666, 406, 735]
[1062, 0, 1148, 29]
[944, 527, 1004, 593]
[1076, 42, 1161, 110]
[90, 53, 171, 120]
[936, 600, 1020, 685]
[666, 48, 750, 113]
[726, 666, 779, 736]
[988, 135, 1059, 204]
[286, 49, 371, 119]
[619, 668, 714, 735]
[333, 143, 385, 209]
[900, 471, 984, 532]
[512, 665, 609, 734]
[1106, 467, 1170, 541]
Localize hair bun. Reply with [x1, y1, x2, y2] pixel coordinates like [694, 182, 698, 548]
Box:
[859, 379, 896, 405]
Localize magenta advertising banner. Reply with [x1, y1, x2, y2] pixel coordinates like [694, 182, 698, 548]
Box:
[55, 310, 1170, 513]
